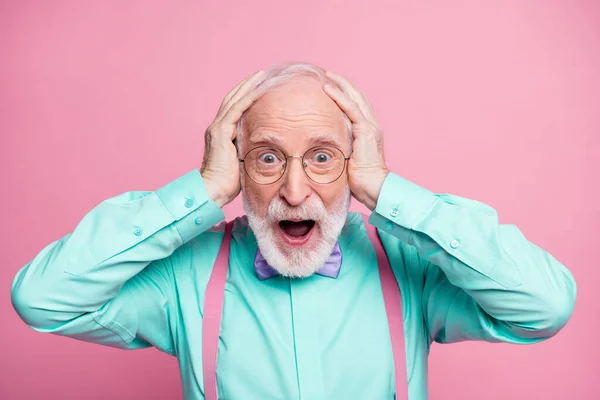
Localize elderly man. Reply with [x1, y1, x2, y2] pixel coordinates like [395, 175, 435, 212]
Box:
[11, 62, 576, 399]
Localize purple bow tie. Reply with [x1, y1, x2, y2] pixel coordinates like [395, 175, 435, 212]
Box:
[254, 242, 343, 280]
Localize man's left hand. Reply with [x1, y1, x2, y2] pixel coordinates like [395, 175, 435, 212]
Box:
[323, 71, 389, 211]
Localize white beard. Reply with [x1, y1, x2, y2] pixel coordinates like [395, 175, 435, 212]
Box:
[244, 187, 351, 279]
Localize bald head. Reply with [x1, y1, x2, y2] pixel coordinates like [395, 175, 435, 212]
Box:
[236, 62, 353, 155]
[243, 77, 350, 155]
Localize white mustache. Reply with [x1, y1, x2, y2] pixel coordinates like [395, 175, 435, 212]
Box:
[267, 196, 328, 222]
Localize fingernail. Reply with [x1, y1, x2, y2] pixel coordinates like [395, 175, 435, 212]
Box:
[324, 84, 333, 91]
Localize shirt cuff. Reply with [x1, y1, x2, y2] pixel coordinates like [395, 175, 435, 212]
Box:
[369, 172, 438, 231]
[155, 168, 225, 244]
[174, 200, 225, 244]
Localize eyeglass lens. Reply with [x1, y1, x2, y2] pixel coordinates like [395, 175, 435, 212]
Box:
[243, 146, 346, 184]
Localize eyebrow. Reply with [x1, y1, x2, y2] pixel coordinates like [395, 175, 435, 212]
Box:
[250, 131, 343, 148]
[249, 132, 284, 145]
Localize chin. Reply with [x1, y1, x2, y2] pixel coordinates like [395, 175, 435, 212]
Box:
[243, 187, 351, 279]
[265, 221, 332, 278]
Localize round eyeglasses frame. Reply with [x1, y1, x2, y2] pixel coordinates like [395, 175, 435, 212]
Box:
[239, 145, 351, 185]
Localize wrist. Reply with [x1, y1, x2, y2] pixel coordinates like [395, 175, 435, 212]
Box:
[364, 169, 389, 211]
[203, 176, 227, 208]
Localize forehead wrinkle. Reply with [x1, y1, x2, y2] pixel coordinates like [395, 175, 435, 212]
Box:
[247, 115, 348, 153]
[249, 131, 343, 149]
[247, 112, 341, 141]
[250, 108, 340, 124]
[248, 111, 342, 136]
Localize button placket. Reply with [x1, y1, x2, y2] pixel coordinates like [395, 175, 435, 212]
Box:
[289, 278, 325, 398]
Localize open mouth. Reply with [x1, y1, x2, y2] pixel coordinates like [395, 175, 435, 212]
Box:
[278, 220, 316, 245]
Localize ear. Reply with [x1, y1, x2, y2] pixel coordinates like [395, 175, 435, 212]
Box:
[233, 137, 242, 158]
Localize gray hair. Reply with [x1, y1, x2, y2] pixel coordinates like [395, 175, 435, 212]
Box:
[236, 62, 353, 155]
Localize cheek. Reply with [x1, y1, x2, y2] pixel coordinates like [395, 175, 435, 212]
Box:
[242, 180, 279, 215]
[315, 181, 348, 208]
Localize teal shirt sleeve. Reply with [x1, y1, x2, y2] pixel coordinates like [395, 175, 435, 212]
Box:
[369, 172, 577, 344]
[11, 168, 225, 353]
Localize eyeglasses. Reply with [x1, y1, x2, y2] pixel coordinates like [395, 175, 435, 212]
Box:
[239, 146, 350, 185]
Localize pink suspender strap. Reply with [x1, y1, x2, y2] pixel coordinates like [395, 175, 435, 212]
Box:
[202, 221, 234, 400]
[364, 215, 409, 400]
[202, 217, 408, 399]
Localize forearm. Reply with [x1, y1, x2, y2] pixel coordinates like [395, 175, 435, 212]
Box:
[369, 172, 577, 339]
[11, 168, 225, 330]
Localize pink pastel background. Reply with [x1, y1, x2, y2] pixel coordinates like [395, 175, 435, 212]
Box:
[1, 1, 598, 399]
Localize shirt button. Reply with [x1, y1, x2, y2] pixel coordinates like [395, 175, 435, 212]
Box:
[184, 197, 195, 208]
[390, 208, 399, 218]
[450, 239, 460, 249]
[133, 226, 142, 236]
[194, 216, 204, 225]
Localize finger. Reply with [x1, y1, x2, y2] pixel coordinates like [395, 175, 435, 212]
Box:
[323, 83, 366, 124]
[325, 71, 364, 102]
[217, 70, 265, 119]
[325, 70, 377, 124]
[227, 69, 266, 106]
[223, 76, 251, 105]
[217, 76, 252, 116]
[217, 70, 266, 120]
[220, 85, 269, 139]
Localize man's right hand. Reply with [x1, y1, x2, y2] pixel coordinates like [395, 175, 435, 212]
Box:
[201, 70, 266, 208]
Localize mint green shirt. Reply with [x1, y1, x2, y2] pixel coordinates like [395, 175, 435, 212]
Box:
[11, 169, 577, 399]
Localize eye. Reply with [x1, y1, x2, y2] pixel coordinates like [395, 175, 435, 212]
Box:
[259, 152, 281, 164]
[312, 152, 332, 163]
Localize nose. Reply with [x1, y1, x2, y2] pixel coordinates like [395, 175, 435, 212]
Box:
[278, 157, 313, 206]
